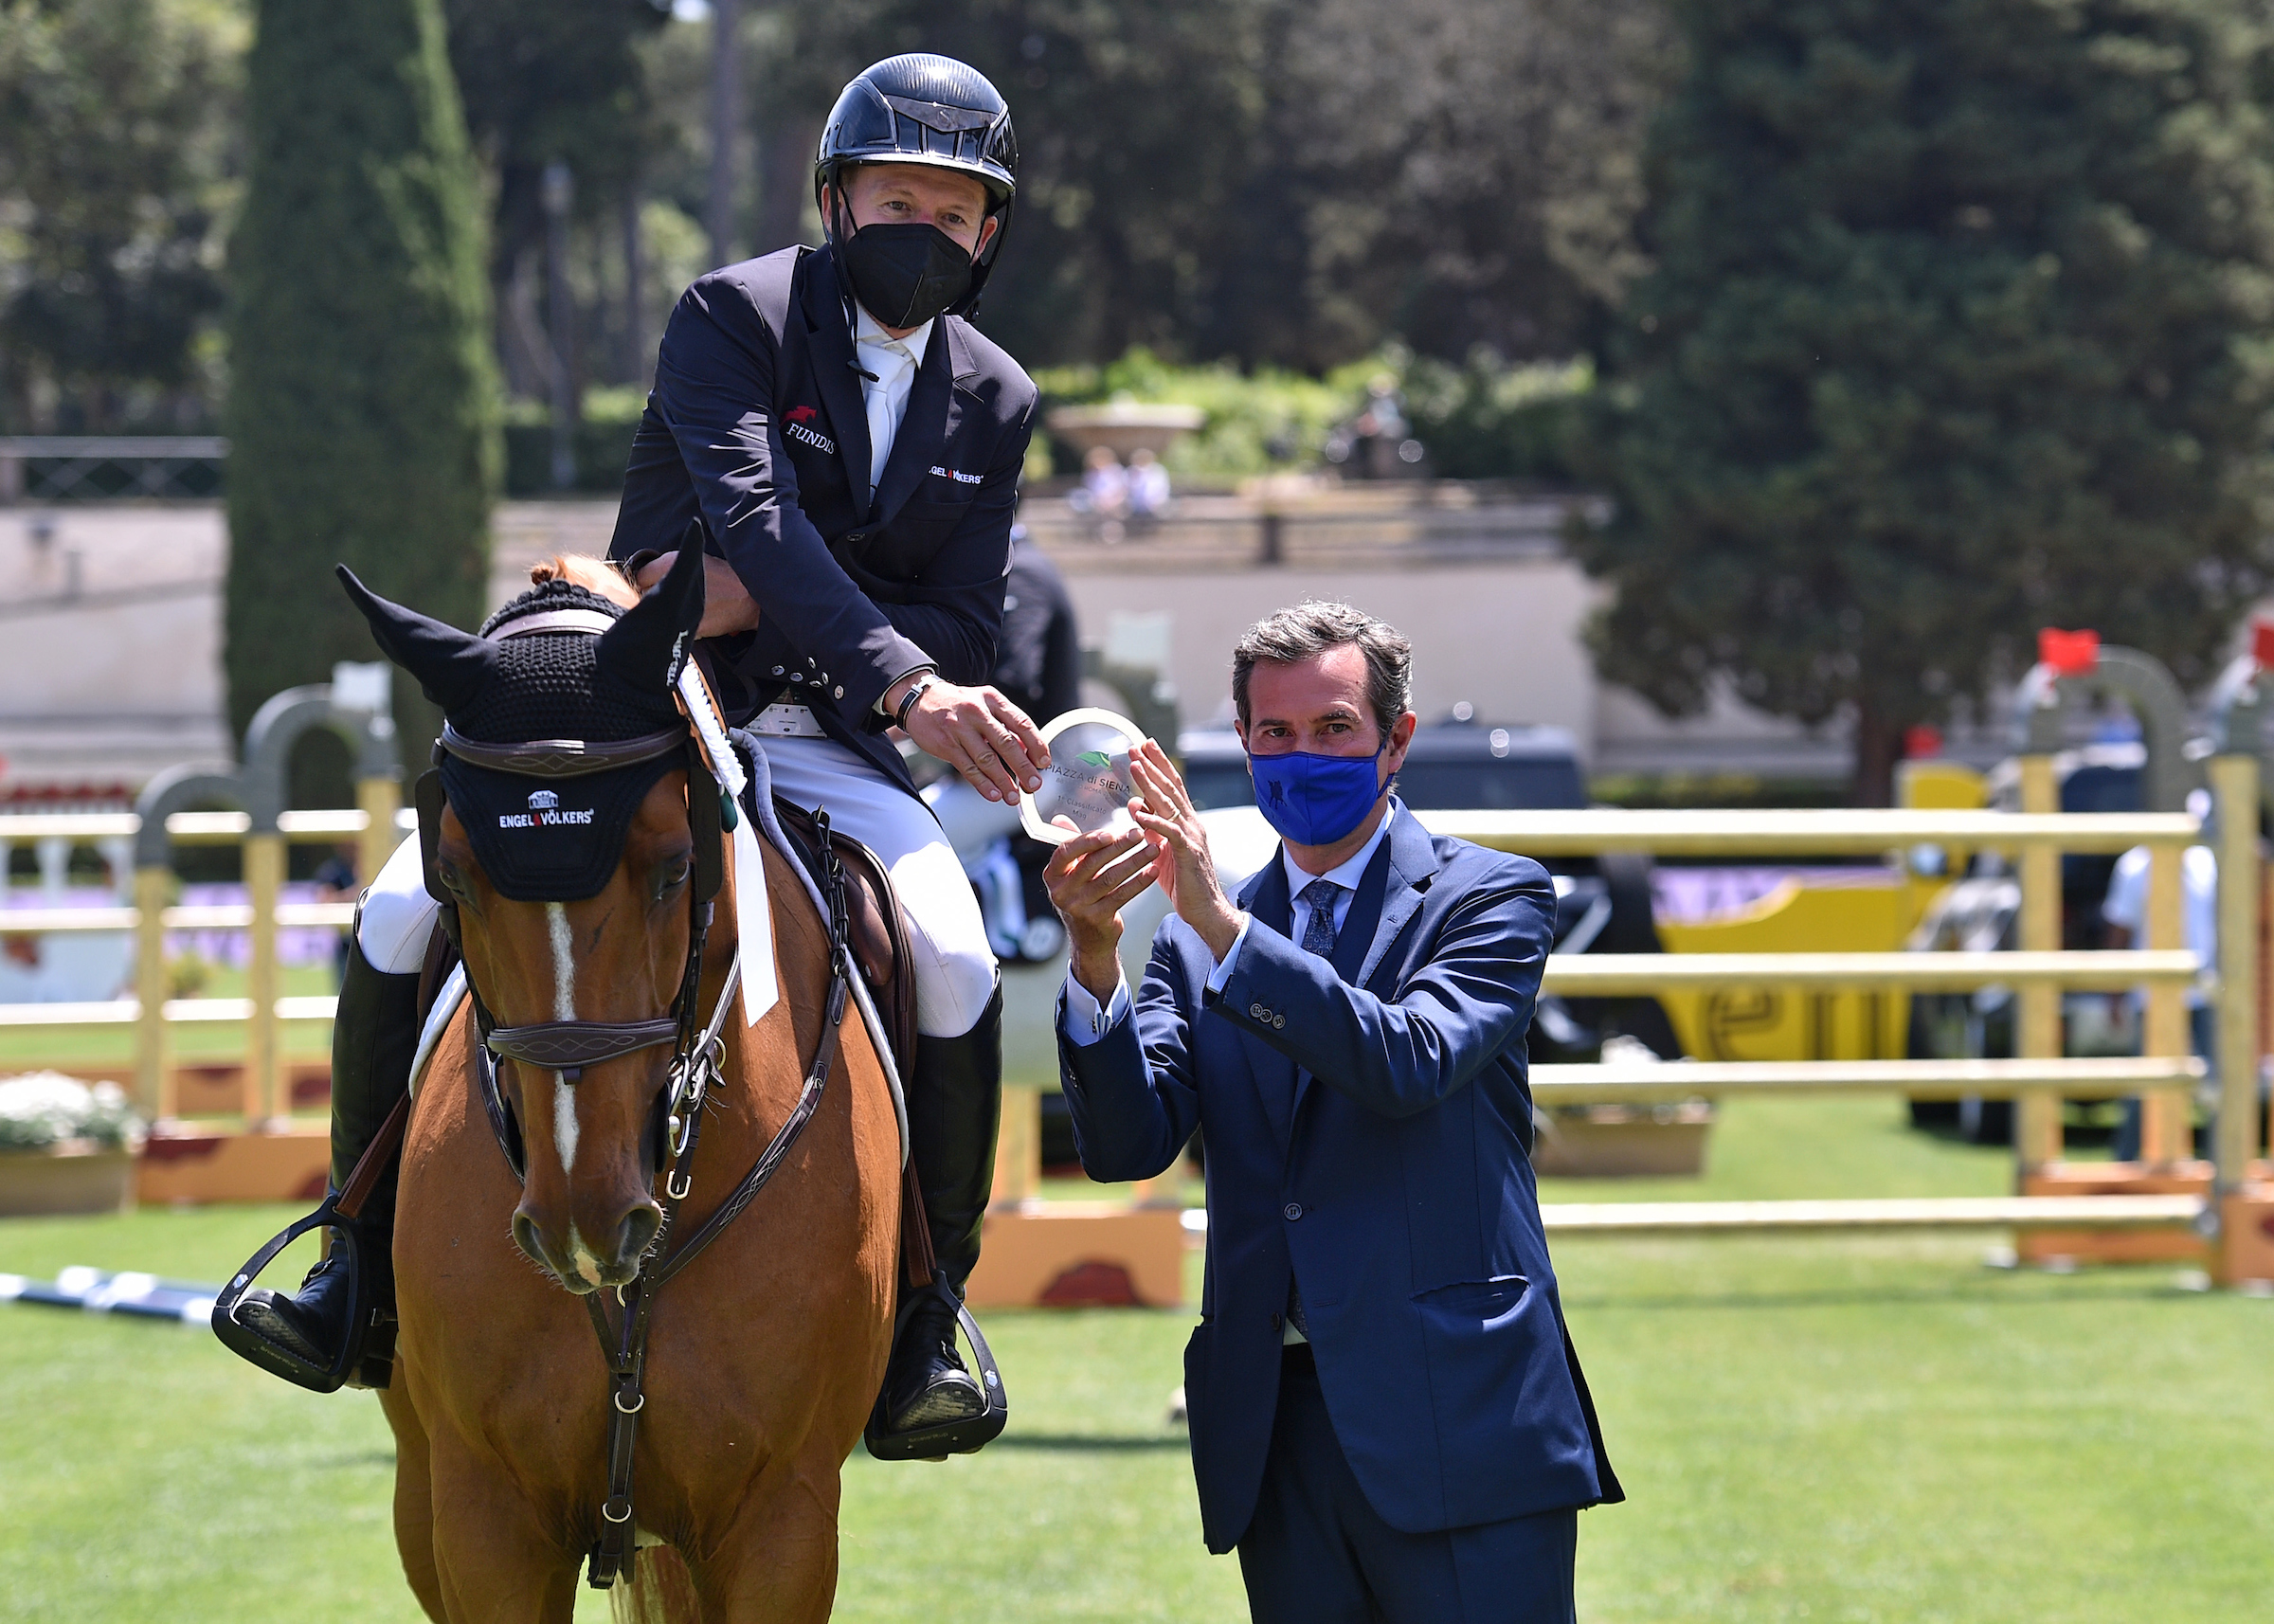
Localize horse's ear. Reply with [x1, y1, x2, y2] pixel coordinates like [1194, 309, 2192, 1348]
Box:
[596, 544, 704, 696]
[335, 566, 497, 711]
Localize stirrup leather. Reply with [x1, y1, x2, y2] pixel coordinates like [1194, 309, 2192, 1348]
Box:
[863, 1279, 1009, 1461]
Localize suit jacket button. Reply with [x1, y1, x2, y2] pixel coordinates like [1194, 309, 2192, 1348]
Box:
[771, 666, 785, 676]
[1270, 1310, 1281, 1330]
[1273, 1015, 1285, 1029]
[834, 686, 845, 698]
[1249, 1002, 1265, 1020]
[1283, 1202, 1302, 1221]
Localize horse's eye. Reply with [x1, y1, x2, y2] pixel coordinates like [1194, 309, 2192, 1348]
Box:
[658, 857, 691, 897]
[437, 861, 468, 898]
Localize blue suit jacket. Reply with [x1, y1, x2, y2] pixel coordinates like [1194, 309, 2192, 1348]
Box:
[609, 244, 1038, 794]
[1058, 806, 1620, 1552]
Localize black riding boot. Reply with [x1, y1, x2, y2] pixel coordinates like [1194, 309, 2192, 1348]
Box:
[220, 938, 421, 1391]
[881, 983, 1003, 1438]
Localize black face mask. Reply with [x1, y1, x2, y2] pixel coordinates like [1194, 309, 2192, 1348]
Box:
[840, 222, 976, 330]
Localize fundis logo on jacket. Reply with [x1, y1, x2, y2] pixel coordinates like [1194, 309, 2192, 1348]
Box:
[782, 404, 836, 455]
[498, 787, 597, 830]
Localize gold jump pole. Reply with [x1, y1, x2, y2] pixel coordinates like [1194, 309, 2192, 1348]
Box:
[2265, 859, 2274, 1165]
[2015, 756, 2064, 1175]
[989, 1086, 1041, 1210]
[2140, 840, 2190, 1166]
[243, 831, 285, 1128]
[2211, 754, 2259, 1197]
[133, 864, 171, 1123]
[354, 775, 401, 900]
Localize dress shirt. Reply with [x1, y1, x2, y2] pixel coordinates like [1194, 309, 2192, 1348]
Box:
[1061, 800, 1401, 1045]
[852, 302, 933, 493]
[851, 302, 937, 714]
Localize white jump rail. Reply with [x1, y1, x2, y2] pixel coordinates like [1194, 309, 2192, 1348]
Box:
[1542, 1196, 2206, 1234]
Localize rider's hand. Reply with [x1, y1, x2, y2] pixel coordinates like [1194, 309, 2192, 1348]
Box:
[892, 677, 1050, 804]
[1043, 821, 1157, 1001]
[1127, 742, 1243, 964]
[635, 550, 761, 638]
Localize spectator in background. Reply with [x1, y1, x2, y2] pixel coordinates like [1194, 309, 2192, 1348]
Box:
[1127, 445, 1172, 524]
[1069, 444, 1131, 541]
[2101, 786, 2217, 1161]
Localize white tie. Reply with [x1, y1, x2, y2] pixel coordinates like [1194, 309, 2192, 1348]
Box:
[858, 335, 913, 494]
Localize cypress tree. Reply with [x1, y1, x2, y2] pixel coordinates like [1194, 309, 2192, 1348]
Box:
[1577, 0, 2274, 802]
[224, 0, 496, 757]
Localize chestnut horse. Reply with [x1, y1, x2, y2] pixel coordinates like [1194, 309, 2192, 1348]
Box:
[369, 557, 901, 1621]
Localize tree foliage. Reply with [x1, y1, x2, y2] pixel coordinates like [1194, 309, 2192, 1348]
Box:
[719, 0, 1669, 371]
[0, 0, 244, 431]
[1575, 0, 2274, 801]
[224, 0, 496, 749]
[442, 0, 670, 317]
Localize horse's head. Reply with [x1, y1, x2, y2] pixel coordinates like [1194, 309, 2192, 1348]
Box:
[341, 550, 718, 1293]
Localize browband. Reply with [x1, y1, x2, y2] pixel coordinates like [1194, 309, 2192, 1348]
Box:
[493, 607, 623, 639]
[441, 721, 688, 778]
[486, 1018, 681, 1075]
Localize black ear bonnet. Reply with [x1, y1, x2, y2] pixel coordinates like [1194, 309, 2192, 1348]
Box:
[338, 553, 705, 902]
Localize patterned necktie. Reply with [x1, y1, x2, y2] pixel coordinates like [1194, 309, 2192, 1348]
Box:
[1289, 876, 1342, 1344]
[1299, 877, 1344, 958]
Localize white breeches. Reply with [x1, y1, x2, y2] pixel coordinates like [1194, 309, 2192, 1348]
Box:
[355, 735, 999, 1040]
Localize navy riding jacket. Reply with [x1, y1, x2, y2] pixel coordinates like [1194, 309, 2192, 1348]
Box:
[609, 244, 1038, 794]
[1058, 806, 1621, 1551]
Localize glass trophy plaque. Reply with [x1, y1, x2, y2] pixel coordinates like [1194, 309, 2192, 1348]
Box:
[1019, 708, 1148, 846]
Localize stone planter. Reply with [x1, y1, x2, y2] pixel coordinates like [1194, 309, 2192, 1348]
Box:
[1532, 1103, 1714, 1180]
[0, 1140, 137, 1218]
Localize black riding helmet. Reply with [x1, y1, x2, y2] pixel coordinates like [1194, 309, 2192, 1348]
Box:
[814, 53, 1018, 320]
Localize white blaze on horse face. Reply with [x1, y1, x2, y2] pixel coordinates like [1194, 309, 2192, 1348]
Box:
[547, 902, 579, 1174]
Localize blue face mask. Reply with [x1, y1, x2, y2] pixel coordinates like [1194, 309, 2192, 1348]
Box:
[1247, 744, 1388, 847]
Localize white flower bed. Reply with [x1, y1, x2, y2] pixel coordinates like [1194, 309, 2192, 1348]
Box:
[0, 1072, 143, 1151]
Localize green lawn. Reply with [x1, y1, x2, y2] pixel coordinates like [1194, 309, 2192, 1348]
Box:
[5, 1097, 2272, 1621]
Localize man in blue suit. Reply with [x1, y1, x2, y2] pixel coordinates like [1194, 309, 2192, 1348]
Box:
[1045, 602, 1619, 1622]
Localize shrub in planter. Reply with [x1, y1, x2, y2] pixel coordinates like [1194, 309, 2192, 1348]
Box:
[0, 1073, 145, 1217]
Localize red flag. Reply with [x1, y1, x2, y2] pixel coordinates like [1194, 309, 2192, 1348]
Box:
[2252, 622, 2274, 670]
[2038, 627, 2100, 677]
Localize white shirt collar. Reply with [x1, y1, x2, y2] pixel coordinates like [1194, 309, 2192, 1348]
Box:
[852, 302, 933, 370]
[1280, 796, 1400, 903]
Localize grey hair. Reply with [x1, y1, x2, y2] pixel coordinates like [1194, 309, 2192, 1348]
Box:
[1231, 601, 1413, 736]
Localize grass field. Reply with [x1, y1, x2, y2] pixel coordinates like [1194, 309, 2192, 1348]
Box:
[5, 1096, 2272, 1621]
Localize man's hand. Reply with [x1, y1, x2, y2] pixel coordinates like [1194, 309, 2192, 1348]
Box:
[892, 675, 1050, 804]
[1043, 822, 1158, 1001]
[1128, 741, 1244, 963]
[635, 550, 761, 638]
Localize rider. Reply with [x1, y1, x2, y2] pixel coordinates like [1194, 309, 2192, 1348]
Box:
[226, 54, 1046, 1453]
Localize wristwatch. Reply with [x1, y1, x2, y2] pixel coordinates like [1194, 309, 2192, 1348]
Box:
[892, 674, 935, 731]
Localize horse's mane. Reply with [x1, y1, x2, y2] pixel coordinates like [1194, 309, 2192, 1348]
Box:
[531, 552, 641, 608]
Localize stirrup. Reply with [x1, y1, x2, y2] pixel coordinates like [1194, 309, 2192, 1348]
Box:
[210, 1195, 387, 1394]
[863, 1280, 1009, 1461]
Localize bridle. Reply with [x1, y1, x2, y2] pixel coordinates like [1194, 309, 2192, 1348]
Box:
[417, 616, 857, 1591]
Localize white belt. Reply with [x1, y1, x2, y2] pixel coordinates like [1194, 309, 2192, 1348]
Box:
[750, 702, 829, 739]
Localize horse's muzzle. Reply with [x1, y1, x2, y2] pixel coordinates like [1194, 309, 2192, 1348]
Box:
[513, 1200, 662, 1293]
